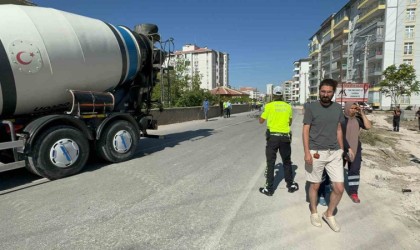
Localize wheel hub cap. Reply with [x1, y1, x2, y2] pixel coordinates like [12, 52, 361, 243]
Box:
[49, 139, 80, 168]
[113, 130, 132, 153]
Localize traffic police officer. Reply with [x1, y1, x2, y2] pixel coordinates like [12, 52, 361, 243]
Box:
[259, 86, 299, 196]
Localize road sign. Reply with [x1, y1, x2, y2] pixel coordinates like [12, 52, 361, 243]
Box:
[335, 83, 369, 103]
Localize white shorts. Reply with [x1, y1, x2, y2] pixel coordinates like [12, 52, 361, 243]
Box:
[305, 149, 344, 183]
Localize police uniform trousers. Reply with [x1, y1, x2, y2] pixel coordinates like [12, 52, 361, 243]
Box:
[345, 144, 362, 195]
[265, 133, 293, 192]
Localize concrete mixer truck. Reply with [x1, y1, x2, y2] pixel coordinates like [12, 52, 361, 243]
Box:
[0, 4, 166, 179]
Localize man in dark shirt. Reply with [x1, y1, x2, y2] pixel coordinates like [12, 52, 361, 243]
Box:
[393, 106, 402, 132]
[302, 79, 345, 232]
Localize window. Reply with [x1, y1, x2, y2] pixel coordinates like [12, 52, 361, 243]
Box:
[403, 59, 413, 65]
[401, 95, 410, 105]
[407, 8, 416, 21]
[409, 0, 416, 4]
[376, 27, 384, 38]
[405, 26, 415, 38]
[404, 42, 413, 54]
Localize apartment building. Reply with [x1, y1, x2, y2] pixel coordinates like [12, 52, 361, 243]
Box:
[282, 80, 294, 103]
[293, 59, 310, 104]
[266, 84, 274, 96]
[170, 44, 229, 91]
[308, 0, 420, 109]
[240, 87, 260, 100]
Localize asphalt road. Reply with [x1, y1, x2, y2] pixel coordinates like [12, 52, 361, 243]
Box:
[0, 110, 418, 249]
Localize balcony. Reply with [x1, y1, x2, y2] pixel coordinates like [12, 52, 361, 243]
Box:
[309, 76, 318, 81]
[333, 28, 349, 39]
[333, 15, 349, 31]
[309, 49, 320, 57]
[331, 53, 343, 63]
[321, 47, 331, 56]
[331, 62, 340, 72]
[355, 58, 363, 66]
[322, 31, 333, 44]
[367, 50, 383, 61]
[357, 1, 386, 24]
[358, 19, 384, 36]
[358, 0, 372, 9]
[322, 58, 331, 67]
[371, 34, 384, 44]
[331, 41, 346, 52]
[368, 68, 383, 76]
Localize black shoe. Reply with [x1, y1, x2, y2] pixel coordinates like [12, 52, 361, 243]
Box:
[259, 187, 273, 196]
[287, 182, 299, 193]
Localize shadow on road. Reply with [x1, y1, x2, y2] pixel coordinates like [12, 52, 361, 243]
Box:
[0, 129, 215, 193]
[272, 163, 298, 191]
[135, 128, 215, 157]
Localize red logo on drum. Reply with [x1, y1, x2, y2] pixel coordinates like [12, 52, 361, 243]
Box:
[9, 40, 43, 74]
[16, 51, 34, 65]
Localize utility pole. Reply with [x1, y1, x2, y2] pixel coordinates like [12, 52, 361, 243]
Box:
[346, 21, 352, 82]
[362, 35, 371, 83]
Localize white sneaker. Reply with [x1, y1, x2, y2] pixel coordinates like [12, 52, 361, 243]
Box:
[322, 212, 341, 232]
[310, 213, 322, 227]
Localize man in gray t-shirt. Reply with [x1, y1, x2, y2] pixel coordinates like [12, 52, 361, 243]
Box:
[303, 101, 344, 150]
[302, 79, 344, 232]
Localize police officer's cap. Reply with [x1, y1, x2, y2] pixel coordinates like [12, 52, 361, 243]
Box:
[273, 86, 283, 96]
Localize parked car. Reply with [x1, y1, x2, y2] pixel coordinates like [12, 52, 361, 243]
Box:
[356, 102, 373, 113]
[339, 101, 373, 113]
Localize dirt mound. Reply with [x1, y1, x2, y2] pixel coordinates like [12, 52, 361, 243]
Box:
[360, 112, 420, 225]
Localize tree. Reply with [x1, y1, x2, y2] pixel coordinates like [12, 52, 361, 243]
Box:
[152, 57, 216, 107]
[379, 64, 420, 107]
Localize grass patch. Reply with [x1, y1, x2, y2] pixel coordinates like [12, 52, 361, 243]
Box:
[359, 129, 386, 146]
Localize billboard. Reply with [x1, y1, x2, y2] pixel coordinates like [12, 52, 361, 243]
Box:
[335, 83, 369, 103]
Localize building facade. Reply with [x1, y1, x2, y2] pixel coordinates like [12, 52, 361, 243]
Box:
[170, 44, 229, 91]
[282, 80, 294, 103]
[308, 0, 420, 109]
[293, 59, 310, 104]
[240, 87, 260, 100]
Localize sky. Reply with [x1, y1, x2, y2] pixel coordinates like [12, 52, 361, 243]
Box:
[33, 0, 349, 93]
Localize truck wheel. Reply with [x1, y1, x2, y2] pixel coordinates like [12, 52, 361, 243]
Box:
[31, 126, 89, 180]
[96, 120, 139, 162]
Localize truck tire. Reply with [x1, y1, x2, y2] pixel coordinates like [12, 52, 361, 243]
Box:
[96, 120, 139, 162]
[31, 126, 89, 180]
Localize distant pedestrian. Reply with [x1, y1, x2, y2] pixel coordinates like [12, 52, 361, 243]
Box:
[259, 86, 298, 196]
[416, 107, 420, 131]
[223, 101, 228, 118]
[303, 78, 345, 232]
[202, 98, 209, 121]
[393, 106, 401, 132]
[226, 100, 232, 118]
[341, 102, 372, 203]
[219, 101, 224, 117]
